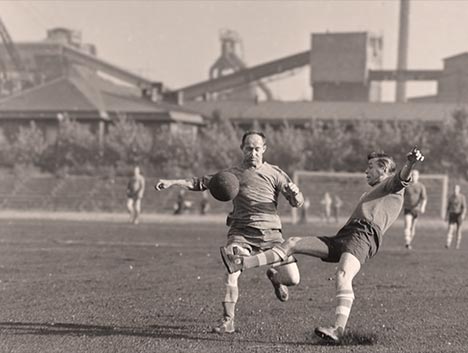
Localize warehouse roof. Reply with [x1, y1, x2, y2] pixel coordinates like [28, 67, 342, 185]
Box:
[184, 100, 468, 125]
[0, 66, 204, 125]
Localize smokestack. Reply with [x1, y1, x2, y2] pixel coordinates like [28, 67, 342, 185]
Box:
[396, 0, 410, 102]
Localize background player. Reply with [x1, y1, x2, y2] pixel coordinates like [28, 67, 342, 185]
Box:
[445, 184, 466, 249]
[320, 192, 332, 223]
[403, 170, 427, 249]
[155, 131, 304, 334]
[221, 147, 425, 343]
[126, 166, 145, 224]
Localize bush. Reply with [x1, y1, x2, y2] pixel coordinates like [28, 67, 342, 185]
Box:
[4, 108, 468, 180]
[0, 128, 12, 167]
[264, 123, 306, 175]
[10, 121, 48, 166]
[40, 118, 100, 174]
[104, 114, 152, 169]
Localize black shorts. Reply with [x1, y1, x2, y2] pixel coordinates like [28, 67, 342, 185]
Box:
[404, 208, 419, 219]
[317, 218, 381, 265]
[448, 212, 463, 225]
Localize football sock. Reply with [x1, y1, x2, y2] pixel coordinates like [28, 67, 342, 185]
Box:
[404, 230, 411, 245]
[334, 289, 354, 330]
[456, 230, 462, 249]
[243, 249, 284, 269]
[446, 231, 453, 247]
[223, 285, 238, 320]
[222, 301, 235, 320]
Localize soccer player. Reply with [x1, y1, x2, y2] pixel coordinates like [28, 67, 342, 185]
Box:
[154, 131, 304, 334]
[126, 166, 145, 224]
[445, 184, 466, 250]
[320, 192, 332, 223]
[220, 147, 425, 343]
[332, 194, 343, 223]
[403, 170, 427, 250]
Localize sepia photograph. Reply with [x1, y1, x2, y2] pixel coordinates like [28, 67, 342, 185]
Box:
[0, 1, 467, 352]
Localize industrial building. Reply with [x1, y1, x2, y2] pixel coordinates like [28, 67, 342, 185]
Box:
[1, 0, 468, 137]
[0, 25, 204, 144]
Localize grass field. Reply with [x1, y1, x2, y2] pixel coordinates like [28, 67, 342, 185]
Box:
[0, 217, 467, 353]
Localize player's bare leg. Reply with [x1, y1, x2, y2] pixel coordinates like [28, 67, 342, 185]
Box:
[315, 252, 360, 343]
[213, 271, 240, 334]
[221, 236, 328, 274]
[410, 218, 418, 244]
[214, 245, 248, 334]
[404, 214, 414, 249]
[446, 224, 455, 248]
[133, 199, 141, 224]
[267, 260, 300, 302]
[455, 224, 463, 249]
[126, 199, 135, 224]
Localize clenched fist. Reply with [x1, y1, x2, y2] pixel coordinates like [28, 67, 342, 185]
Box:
[407, 147, 425, 163]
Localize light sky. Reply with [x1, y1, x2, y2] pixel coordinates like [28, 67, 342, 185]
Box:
[1, 0, 468, 101]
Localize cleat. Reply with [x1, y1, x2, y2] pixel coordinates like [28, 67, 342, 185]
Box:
[212, 319, 235, 334]
[266, 268, 289, 302]
[314, 326, 343, 343]
[405, 244, 412, 250]
[220, 247, 243, 273]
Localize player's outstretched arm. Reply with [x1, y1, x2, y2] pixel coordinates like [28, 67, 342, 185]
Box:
[154, 178, 195, 191]
[399, 146, 425, 181]
[284, 182, 305, 208]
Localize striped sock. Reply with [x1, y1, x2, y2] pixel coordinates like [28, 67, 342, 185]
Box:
[334, 289, 354, 330]
[243, 249, 283, 269]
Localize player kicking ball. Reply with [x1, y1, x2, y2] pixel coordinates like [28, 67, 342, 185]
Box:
[155, 131, 304, 334]
[220, 147, 425, 343]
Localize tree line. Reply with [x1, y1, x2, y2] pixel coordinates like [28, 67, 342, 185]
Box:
[1, 109, 467, 179]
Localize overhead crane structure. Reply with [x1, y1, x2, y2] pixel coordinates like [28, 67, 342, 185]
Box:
[164, 50, 311, 103]
[0, 16, 26, 73]
[164, 48, 443, 103]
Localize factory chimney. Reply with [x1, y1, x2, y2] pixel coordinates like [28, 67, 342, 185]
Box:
[396, 0, 410, 102]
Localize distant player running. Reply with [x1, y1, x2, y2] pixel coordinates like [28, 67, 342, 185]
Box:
[403, 170, 427, 250]
[220, 147, 424, 343]
[155, 131, 304, 334]
[445, 184, 466, 250]
[127, 166, 145, 224]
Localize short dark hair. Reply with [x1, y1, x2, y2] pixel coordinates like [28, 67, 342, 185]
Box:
[241, 131, 266, 146]
[368, 151, 396, 173]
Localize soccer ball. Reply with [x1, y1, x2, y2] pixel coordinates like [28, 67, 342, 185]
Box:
[209, 171, 239, 202]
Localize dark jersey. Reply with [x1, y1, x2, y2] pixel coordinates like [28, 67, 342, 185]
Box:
[403, 182, 427, 210]
[447, 193, 466, 214]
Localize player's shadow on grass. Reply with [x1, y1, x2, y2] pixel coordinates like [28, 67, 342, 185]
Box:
[307, 331, 378, 346]
[0, 321, 222, 342]
[0, 322, 378, 347]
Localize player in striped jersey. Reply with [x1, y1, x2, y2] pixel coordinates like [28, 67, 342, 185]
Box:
[445, 184, 466, 249]
[155, 131, 304, 334]
[220, 147, 424, 343]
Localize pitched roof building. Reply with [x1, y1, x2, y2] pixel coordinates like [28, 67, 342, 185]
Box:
[0, 65, 204, 143]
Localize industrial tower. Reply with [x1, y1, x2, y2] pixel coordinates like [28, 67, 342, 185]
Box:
[208, 29, 272, 101]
